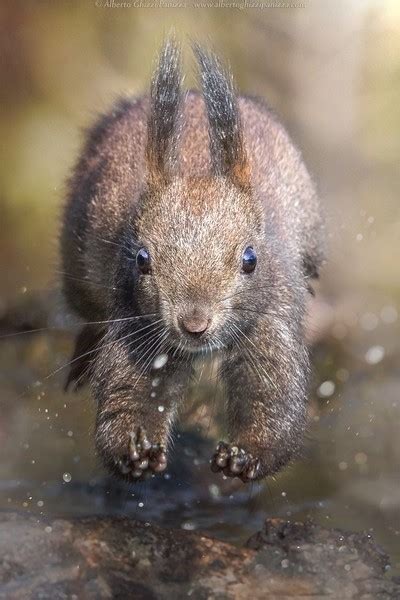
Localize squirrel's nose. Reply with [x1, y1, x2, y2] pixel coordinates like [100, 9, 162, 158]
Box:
[179, 314, 211, 336]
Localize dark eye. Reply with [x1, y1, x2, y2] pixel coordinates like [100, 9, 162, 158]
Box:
[136, 247, 151, 274]
[242, 246, 257, 273]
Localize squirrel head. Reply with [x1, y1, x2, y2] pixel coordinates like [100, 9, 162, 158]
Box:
[125, 40, 267, 353]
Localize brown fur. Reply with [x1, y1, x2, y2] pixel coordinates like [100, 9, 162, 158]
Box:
[60, 41, 324, 482]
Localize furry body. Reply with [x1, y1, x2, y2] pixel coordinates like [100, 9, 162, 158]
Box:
[61, 42, 324, 481]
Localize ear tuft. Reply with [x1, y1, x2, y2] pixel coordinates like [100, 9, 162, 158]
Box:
[146, 37, 183, 187]
[193, 44, 250, 190]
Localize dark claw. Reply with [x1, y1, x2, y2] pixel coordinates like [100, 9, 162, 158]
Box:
[211, 441, 261, 482]
[215, 451, 229, 468]
[137, 458, 149, 470]
[240, 458, 260, 482]
[117, 427, 168, 481]
[230, 455, 247, 474]
[153, 456, 167, 473]
[129, 434, 139, 461]
[137, 427, 152, 452]
[211, 442, 229, 471]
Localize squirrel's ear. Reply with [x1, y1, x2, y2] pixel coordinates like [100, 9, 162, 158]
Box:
[194, 45, 250, 190]
[146, 37, 183, 188]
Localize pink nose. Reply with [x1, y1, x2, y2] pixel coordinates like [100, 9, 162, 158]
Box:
[180, 315, 210, 336]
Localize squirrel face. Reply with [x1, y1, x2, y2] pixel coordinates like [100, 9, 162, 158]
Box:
[110, 42, 268, 354]
[134, 176, 265, 353]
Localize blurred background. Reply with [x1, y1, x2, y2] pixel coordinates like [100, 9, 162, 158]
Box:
[0, 0, 399, 574]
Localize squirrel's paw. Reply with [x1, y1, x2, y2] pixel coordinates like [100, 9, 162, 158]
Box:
[210, 441, 261, 482]
[117, 426, 167, 481]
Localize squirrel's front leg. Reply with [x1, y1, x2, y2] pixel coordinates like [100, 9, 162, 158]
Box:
[92, 324, 189, 482]
[214, 318, 310, 482]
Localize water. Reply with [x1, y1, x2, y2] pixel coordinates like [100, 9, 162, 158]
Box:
[0, 309, 399, 573]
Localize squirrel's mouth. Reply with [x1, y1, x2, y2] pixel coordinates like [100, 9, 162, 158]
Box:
[170, 332, 225, 355]
[185, 341, 224, 355]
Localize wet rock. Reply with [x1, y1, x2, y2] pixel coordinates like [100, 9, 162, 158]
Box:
[247, 519, 399, 599]
[0, 512, 398, 599]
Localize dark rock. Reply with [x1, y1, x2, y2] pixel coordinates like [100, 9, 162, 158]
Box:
[247, 519, 399, 599]
[0, 512, 398, 599]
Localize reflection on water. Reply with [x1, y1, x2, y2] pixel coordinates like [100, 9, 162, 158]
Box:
[0, 308, 399, 573]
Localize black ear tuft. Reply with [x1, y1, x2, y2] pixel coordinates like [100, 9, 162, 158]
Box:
[147, 37, 183, 186]
[193, 44, 250, 189]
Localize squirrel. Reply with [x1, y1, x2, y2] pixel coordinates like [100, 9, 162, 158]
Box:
[60, 39, 324, 483]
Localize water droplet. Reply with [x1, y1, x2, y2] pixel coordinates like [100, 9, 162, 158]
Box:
[317, 380, 335, 398]
[380, 305, 398, 324]
[354, 452, 368, 465]
[37, 500, 44, 507]
[45, 526, 52, 533]
[138, 502, 144, 508]
[153, 354, 168, 370]
[67, 430, 73, 437]
[281, 559, 289, 568]
[365, 345, 384, 365]
[158, 405, 165, 413]
[63, 472, 72, 483]
[181, 521, 196, 531]
[209, 484, 220, 498]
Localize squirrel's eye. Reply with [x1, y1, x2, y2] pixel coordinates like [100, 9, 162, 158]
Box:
[136, 247, 151, 274]
[242, 246, 257, 274]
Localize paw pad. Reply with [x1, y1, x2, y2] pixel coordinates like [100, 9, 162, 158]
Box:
[117, 426, 167, 481]
[211, 441, 260, 482]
